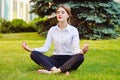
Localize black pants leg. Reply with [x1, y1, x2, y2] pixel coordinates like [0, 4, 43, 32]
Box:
[60, 53, 84, 72]
[30, 51, 58, 70]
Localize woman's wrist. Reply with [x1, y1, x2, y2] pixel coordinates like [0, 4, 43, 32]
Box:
[80, 50, 84, 54]
[25, 47, 33, 52]
[29, 48, 34, 52]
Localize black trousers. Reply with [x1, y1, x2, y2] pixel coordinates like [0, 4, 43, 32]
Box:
[30, 51, 84, 72]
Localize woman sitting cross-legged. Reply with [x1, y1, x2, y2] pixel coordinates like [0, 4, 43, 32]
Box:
[22, 4, 89, 75]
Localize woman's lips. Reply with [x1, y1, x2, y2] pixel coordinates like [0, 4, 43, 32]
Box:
[58, 16, 62, 19]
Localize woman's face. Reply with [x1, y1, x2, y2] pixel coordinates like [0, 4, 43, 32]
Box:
[56, 7, 69, 22]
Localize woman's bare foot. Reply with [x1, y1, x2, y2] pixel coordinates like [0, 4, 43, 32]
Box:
[52, 68, 61, 73]
[37, 67, 61, 74]
[37, 68, 61, 74]
[65, 71, 70, 76]
[37, 69, 52, 74]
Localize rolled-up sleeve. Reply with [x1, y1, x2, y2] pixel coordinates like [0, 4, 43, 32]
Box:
[33, 28, 53, 53]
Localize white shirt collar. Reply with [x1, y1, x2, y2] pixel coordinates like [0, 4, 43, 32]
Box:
[55, 24, 71, 32]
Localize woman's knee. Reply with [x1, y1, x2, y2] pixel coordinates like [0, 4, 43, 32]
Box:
[30, 51, 37, 59]
[76, 53, 84, 63]
[30, 51, 42, 59]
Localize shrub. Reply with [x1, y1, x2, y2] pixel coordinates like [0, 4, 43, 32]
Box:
[0, 19, 11, 33]
[0, 18, 37, 33]
[36, 17, 57, 36]
[10, 19, 28, 32]
[0, 18, 2, 33]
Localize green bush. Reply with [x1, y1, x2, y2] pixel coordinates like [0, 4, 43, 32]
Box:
[36, 17, 57, 36]
[10, 19, 37, 32]
[0, 18, 2, 33]
[0, 18, 37, 33]
[30, 17, 47, 35]
[9, 19, 27, 32]
[0, 19, 11, 33]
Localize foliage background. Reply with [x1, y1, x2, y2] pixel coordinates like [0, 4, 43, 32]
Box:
[30, 0, 120, 39]
[0, 18, 46, 33]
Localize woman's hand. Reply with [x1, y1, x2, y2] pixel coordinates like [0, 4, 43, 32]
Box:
[21, 42, 33, 52]
[81, 43, 89, 54]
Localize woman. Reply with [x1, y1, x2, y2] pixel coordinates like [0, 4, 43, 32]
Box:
[22, 4, 88, 75]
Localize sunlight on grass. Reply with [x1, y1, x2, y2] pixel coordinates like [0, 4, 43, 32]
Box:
[0, 32, 120, 80]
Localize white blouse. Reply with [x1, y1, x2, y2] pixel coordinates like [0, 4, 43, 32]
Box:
[34, 24, 81, 55]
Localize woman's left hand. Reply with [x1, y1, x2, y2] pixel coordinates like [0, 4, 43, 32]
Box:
[82, 43, 89, 54]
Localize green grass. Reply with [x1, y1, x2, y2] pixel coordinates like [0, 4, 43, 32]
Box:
[0, 32, 120, 80]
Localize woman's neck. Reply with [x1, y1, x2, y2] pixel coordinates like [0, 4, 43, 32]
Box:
[58, 22, 68, 30]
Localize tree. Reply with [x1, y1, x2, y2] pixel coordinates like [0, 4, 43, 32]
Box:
[30, 0, 120, 39]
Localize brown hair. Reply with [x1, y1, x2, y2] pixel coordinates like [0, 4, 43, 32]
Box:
[56, 4, 72, 24]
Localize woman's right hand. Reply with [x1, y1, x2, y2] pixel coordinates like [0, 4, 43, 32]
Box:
[21, 42, 33, 52]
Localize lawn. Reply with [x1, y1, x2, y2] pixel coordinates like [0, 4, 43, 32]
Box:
[0, 32, 120, 80]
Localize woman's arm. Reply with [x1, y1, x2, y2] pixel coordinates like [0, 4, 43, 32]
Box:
[22, 28, 53, 53]
[72, 28, 88, 54]
[72, 28, 81, 54]
[33, 28, 53, 52]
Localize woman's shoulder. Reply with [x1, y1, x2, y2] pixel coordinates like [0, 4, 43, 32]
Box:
[68, 24, 78, 31]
